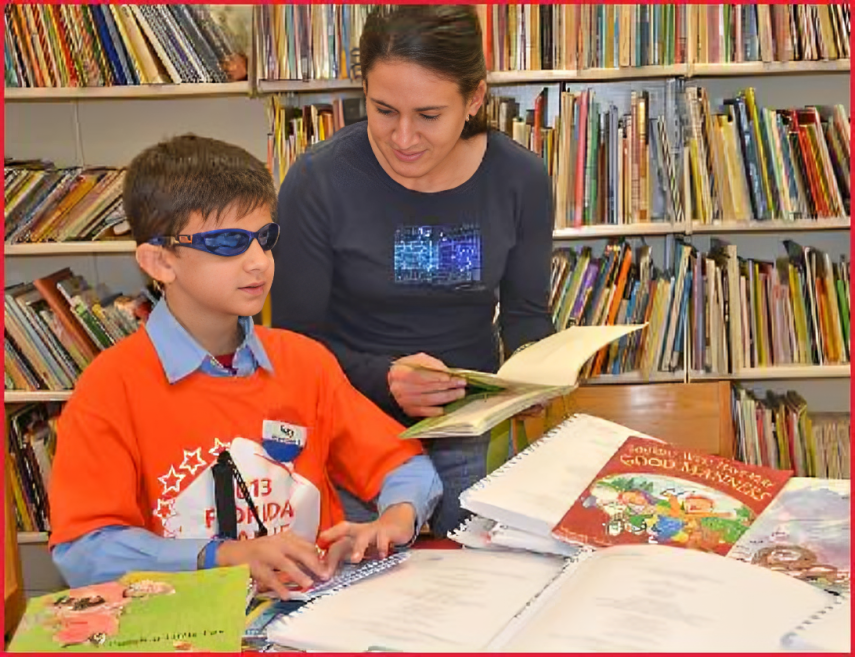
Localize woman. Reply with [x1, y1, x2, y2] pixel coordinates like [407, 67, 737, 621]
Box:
[270, 5, 554, 537]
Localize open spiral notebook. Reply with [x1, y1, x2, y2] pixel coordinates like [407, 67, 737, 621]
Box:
[264, 545, 838, 652]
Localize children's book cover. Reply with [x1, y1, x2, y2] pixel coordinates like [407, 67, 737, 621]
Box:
[8, 566, 250, 652]
[551, 436, 793, 556]
[727, 477, 850, 594]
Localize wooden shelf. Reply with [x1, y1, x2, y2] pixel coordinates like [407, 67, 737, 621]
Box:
[690, 218, 851, 234]
[17, 532, 48, 545]
[4, 391, 73, 403]
[5, 241, 137, 255]
[584, 371, 686, 385]
[554, 222, 681, 240]
[691, 59, 851, 78]
[690, 365, 851, 382]
[4, 81, 250, 102]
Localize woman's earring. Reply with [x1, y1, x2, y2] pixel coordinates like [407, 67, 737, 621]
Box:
[465, 114, 471, 123]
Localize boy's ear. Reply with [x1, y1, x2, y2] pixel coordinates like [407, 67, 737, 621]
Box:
[136, 243, 177, 286]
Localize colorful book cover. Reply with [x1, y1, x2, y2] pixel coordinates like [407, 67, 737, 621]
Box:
[727, 477, 850, 595]
[551, 436, 793, 556]
[9, 566, 249, 653]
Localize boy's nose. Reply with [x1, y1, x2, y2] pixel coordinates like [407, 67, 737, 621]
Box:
[243, 238, 271, 270]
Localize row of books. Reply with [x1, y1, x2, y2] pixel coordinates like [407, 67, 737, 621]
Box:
[256, 4, 372, 83]
[266, 95, 366, 186]
[690, 239, 850, 375]
[696, 5, 851, 65]
[5, 269, 154, 392]
[4, 161, 130, 244]
[6, 402, 60, 533]
[550, 240, 686, 380]
[254, 4, 851, 83]
[684, 87, 850, 224]
[550, 236, 850, 381]
[4, 4, 245, 88]
[732, 385, 850, 479]
[483, 4, 690, 72]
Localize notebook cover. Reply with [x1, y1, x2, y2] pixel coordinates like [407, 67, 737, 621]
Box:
[552, 436, 793, 556]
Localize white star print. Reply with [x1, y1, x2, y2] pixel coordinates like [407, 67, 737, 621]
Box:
[153, 498, 176, 523]
[208, 438, 231, 458]
[158, 465, 186, 496]
[179, 448, 207, 475]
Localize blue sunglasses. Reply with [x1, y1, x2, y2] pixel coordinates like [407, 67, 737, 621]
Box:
[149, 223, 280, 257]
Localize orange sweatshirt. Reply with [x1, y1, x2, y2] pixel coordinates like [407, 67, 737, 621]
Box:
[48, 327, 422, 547]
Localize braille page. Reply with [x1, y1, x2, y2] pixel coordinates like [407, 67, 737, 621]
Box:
[265, 549, 564, 653]
[491, 544, 835, 653]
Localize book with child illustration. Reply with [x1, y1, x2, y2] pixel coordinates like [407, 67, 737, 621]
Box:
[551, 436, 793, 555]
[8, 566, 249, 653]
[400, 324, 645, 439]
[727, 477, 850, 595]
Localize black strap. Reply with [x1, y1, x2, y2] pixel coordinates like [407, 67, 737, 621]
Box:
[212, 453, 238, 539]
[212, 450, 269, 539]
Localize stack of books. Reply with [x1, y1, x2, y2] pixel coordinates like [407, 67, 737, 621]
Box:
[4, 160, 130, 244]
[4, 268, 154, 392]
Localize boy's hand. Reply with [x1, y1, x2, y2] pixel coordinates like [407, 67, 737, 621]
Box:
[318, 503, 417, 569]
[215, 532, 331, 600]
[388, 353, 467, 417]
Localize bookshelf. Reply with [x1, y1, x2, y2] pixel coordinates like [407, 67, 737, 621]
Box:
[4, 3, 851, 593]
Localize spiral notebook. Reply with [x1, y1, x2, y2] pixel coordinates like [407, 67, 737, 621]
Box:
[459, 413, 660, 537]
[265, 544, 838, 652]
[781, 594, 851, 653]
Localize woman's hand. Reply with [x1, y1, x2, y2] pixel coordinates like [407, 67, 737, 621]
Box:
[388, 353, 466, 417]
[318, 503, 417, 570]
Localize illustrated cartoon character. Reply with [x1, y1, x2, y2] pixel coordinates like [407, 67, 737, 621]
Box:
[752, 545, 850, 589]
[649, 492, 732, 550]
[43, 579, 176, 648]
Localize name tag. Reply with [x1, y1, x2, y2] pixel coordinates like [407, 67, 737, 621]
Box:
[262, 420, 307, 463]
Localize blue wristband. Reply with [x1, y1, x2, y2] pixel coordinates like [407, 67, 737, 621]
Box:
[203, 539, 224, 570]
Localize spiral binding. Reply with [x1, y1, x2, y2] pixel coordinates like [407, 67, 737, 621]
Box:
[789, 587, 851, 636]
[460, 413, 584, 502]
[287, 551, 411, 602]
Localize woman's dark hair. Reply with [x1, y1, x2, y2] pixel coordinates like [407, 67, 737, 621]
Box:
[359, 5, 488, 139]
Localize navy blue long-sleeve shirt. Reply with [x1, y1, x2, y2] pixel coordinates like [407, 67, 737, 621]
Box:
[271, 122, 554, 425]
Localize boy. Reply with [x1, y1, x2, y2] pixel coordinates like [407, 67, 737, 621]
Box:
[48, 135, 442, 599]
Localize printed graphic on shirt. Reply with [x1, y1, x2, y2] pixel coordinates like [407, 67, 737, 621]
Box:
[393, 224, 482, 287]
[153, 437, 320, 542]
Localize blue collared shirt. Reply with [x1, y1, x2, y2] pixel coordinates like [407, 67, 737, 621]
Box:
[53, 299, 442, 587]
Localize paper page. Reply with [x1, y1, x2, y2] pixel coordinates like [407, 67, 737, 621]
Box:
[460, 414, 654, 536]
[401, 386, 567, 439]
[265, 549, 564, 653]
[782, 597, 851, 652]
[497, 324, 645, 386]
[490, 523, 590, 558]
[493, 544, 835, 653]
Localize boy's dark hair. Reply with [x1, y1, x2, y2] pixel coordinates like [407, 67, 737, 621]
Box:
[123, 134, 276, 246]
[359, 5, 488, 139]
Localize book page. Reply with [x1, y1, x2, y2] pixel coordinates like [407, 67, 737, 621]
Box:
[461, 414, 655, 536]
[497, 324, 645, 386]
[265, 549, 564, 653]
[493, 545, 835, 652]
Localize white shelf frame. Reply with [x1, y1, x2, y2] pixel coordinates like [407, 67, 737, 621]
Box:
[689, 365, 851, 382]
[5, 241, 137, 256]
[5, 391, 73, 403]
[6, 60, 849, 101]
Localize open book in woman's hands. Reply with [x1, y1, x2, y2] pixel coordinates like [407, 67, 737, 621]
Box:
[400, 324, 645, 440]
